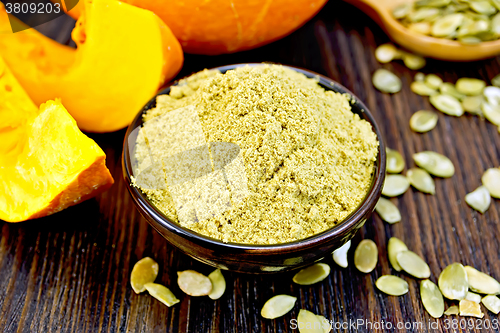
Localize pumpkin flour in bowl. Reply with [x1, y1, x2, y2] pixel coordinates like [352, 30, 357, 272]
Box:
[132, 65, 378, 245]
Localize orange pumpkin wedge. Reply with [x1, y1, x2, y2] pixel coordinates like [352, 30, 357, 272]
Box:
[0, 56, 114, 222]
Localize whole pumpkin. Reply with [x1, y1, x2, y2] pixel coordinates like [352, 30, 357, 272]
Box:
[64, 0, 328, 55]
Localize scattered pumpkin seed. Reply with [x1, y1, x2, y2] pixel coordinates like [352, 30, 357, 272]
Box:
[482, 295, 500, 314]
[293, 263, 331, 285]
[403, 53, 426, 70]
[459, 299, 484, 318]
[483, 86, 500, 106]
[462, 95, 483, 114]
[429, 94, 464, 116]
[376, 275, 409, 296]
[144, 282, 180, 307]
[438, 263, 468, 300]
[431, 13, 464, 37]
[465, 186, 491, 213]
[407, 168, 436, 194]
[410, 110, 439, 133]
[397, 250, 431, 279]
[177, 270, 213, 296]
[482, 168, 500, 198]
[386, 148, 405, 173]
[388, 237, 408, 272]
[482, 101, 500, 125]
[130, 257, 159, 294]
[375, 197, 402, 223]
[354, 239, 378, 273]
[261, 295, 297, 319]
[372, 69, 402, 93]
[415, 72, 425, 82]
[440, 82, 466, 100]
[297, 309, 329, 333]
[456, 78, 486, 96]
[375, 44, 399, 63]
[420, 280, 445, 318]
[207, 268, 226, 300]
[492, 73, 500, 87]
[382, 174, 410, 197]
[464, 266, 500, 295]
[465, 291, 482, 304]
[444, 305, 459, 315]
[411, 81, 438, 96]
[332, 240, 351, 268]
[412, 151, 455, 178]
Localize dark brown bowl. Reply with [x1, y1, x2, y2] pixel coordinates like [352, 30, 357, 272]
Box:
[122, 64, 386, 273]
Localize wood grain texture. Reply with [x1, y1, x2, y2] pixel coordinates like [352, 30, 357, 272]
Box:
[1, 1, 500, 332]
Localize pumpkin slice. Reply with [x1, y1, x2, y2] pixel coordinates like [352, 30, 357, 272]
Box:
[0, 0, 183, 132]
[0, 57, 114, 222]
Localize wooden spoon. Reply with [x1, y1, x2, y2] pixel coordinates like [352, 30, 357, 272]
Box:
[344, 0, 500, 61]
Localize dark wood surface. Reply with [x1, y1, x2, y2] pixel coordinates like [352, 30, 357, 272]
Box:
[2, 1, 500, 332]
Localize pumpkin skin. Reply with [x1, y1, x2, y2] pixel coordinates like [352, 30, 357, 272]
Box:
[0, 57, 114, 223]
[61, 0, 328, 55]
[0, 0, 183, 132]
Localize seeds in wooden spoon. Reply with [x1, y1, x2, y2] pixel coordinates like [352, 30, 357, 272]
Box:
[297, 309, 329, 333]
[261, 295, 297, 319]
[382, 174, 410, 197]
[440, 82, 466, 100]
[462, 95, 483, 115]
[429, 94, 464, 116]
[388, 237, 408, 272]
[464, 265, 500, 295]
[438, 263, 468, 300]
[410, 110, 438, 133]
[397, 250, 431, 279]
[375, 197, 401, 224]
[482, 295, 500, 314]
[332, 240, 351, 268]
[375, 44, 399, 63]
[386, 148, 405, 173]
[354, 239, 378, 273]
[130, 257, 159, 294]
[144, 282, 180, 307]
[420, 280, 445, 318]
[412, 151, 455, 178]
[403, 53, 426, 70]
[293, 263, 330, 285]
[407, 168, 436, 194]
[207, 268, 226, 300]
[482, 168, 500, 198]
[456, 78, 486, 96]
[482, 101, 500, 125]
[372, 69, 402, 94]
[411, 81, 438, 96]
[431, 13, 464, 37]
[465, 186, 491, 213]
[444, 305, 459, 315]
[376, 275, 409, 296]
[459, 300, 484, 318]
[177, 270, 212, 296]
[465, 292, 481, 304]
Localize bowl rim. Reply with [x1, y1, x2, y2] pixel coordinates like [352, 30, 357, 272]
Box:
[122, 63, 386, 253]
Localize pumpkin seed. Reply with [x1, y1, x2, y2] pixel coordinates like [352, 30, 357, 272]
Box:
[410, 110, 439, 133]
[444, 305, 459, 315]
[482, 101, 500, 125]
[207, 268, 226, 300]
[403, 53, 426, 70]
[438, 263, 468, 300]
[420, 280, 445, 318]
[376, 275, 409, 296]
[397, 250, 431, 279]
[456, 78, 486, 95]
[462, 95, 483, 114]
[492, 12, 500, 35]
[492, 73, 500, 87]
[410, 7, 441, 22]
[293, 263, 331, 285]
[412, 151, 455, 178]
[415, 0, 450, 8]
[375, 44, 399, 63]
[464, 265, 500, 294]
[431, 13, 464, 37]
[482, 168, 500, 198]
[459, 36, 483, 44]
[411, 81, 438, 96]
[130, 257, 159, 294]
[493, 1, 500, 13]
[372, 69, 402, 93]
[459, 299, 484, 318]
[483, 86, 500, 106]
[469, 1, 497, 15]
[393, 3, 412, 19]
[440, 82, 466, 100]
[388, 237, 408, 272]
[425, 74, 444, 90]
[354, 239, 378, 273]
[382, 174, 410, 197]
[375, 197, 401, 223]
[332, 240, 351, 268]
[408, 22, 432, 34]
[386, 148, 405, 173]
[415, 72, 425, 82]
[465, 186, 491, 213]
[465, 291, 482, 303]
[261, 295, 297, 319]
[297, 309, 329, 333]
[429, 94, 464, 116]
[177, 270, 212, 296]
[407, 168, 436, 194]
[482, 295, 500, 314]
[144, 282, 180, 307]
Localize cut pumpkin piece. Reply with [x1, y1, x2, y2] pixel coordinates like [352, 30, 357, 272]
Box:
[0, 57, 114, 222]
[0, 0, 183, 132]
